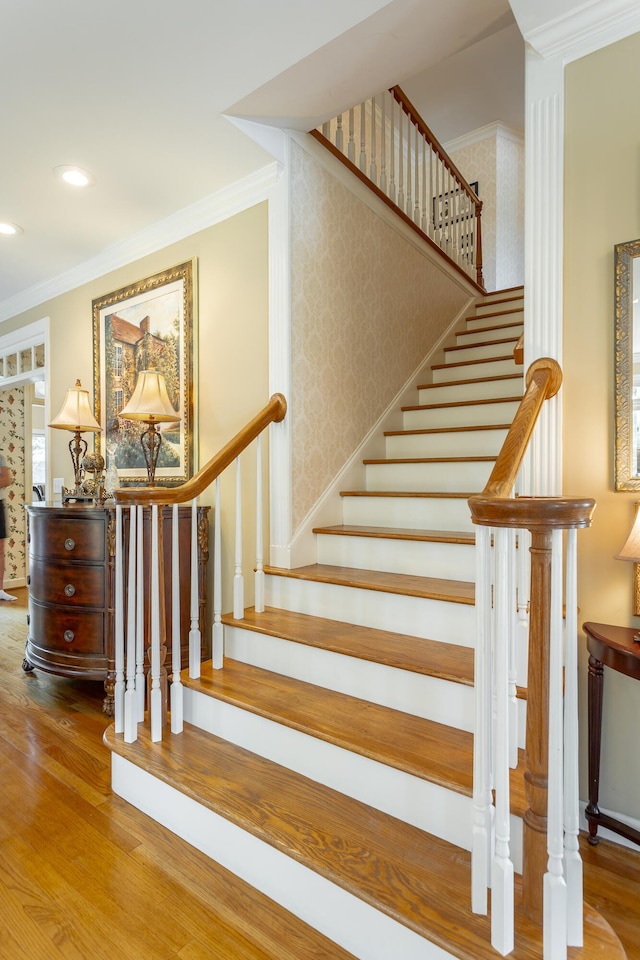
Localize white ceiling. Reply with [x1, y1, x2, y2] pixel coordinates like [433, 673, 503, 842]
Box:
[0, 0, 523, 318]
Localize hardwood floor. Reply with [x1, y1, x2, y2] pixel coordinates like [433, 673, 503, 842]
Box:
[1, 587, 639, 959]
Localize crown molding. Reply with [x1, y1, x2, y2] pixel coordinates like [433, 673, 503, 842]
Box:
[445, 122, 524, 155]
[0, 161, 281, 325]
[524, 0, 640, 64]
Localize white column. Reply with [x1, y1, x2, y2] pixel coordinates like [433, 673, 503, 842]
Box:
[523, 48, 564, 497]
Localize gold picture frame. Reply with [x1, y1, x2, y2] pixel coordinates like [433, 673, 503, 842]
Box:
[614, 239, 640, 490]
[92, 259, 197, 486]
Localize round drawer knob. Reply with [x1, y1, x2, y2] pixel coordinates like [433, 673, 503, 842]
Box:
[63, 630, 74, 643]
[64, 584, 76, 598]
[64, 538, 76, 552]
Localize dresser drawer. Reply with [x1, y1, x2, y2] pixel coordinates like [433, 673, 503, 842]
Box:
[29, 601, 105, 655]
[29, 558, 105, 607]
[29, 512, 106, 562]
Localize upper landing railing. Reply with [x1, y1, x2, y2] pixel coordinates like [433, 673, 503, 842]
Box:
[311, 86, 484, 290]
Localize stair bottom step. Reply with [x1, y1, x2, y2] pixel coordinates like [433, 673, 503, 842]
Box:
[105, 723, 626, 960]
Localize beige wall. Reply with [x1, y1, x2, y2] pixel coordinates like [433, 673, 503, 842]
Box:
[564, 34, 640, 823]
[289, 139, 470, 531]
[5, 202, 269, 609]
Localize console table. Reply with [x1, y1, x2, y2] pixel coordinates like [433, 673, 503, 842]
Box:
[583, 620, 640, 846]
[23, 502, 210, 715]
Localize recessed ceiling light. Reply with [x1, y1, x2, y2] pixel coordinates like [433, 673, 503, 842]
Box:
[0, 221, 23, 235]
[54, 164, 95, 187]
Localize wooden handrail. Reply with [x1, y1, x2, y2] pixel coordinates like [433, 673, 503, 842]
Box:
[514, 332, 524, 365]
[469, 358, 562, 502]
[113, 393, 287, 507]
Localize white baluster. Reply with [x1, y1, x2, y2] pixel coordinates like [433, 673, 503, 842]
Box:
[388, 96, 396, 204]
[429, 145, 436, 237]
[234, 456, 244, 619]
[414, 122, 420, 224]
[491, 527, 515, 956]
[380, 94, 387, 195]
[171, 503, 183, 733]
[421, 137, 427, 232]
[114, 506, 125, 733]
[322, 120, 330, 139]
[335, 114, 344, 153]
[472, 525, 494, 915]
[398, 107, 404, 211]
[517, 527, 531, 687]
[255, 436, 265, 613]
[508, 527, 519, 769]
[405, 115, 412, 216]
[189, 498, 201, 679]
[369, 96, 377, 184]
[564, 528, 583, 946]
[149, 504, 162, 742]
[359, 102, 366, 173]
[347, 108, 355, 164]
[544, 528, 568, 960]
[124, 505, 138, 742]
[135, 505, 145, 721]
[212, 477, 223, 668]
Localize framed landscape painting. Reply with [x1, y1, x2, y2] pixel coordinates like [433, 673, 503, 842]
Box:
[92, 259, 197, 486]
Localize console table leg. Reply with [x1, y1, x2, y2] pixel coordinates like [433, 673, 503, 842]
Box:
[586, 653, 604, 844]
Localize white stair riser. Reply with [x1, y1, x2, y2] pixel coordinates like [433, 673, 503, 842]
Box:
[445, 341, 519, 365]
[474, 297, 523, 314]
[224, 624, 474, 731]
[465, 312, 523, 334]
[112, 755, 459, 960]
[419, 377, 522, 405]
[457, 323, 523, 347]
[365, 459, 492, 492]
[433, 357, 519, 383]
[385, 428, 507, 459]
[341, 495, 474, 531]
[316, 532, 476, 581]
[264, 575, 474, 645]
[403, 400, 520, 431]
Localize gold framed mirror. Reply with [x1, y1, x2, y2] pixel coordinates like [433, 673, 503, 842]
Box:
[615, 238, 640, 490]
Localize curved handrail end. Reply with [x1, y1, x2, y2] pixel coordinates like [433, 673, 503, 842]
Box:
[525, 357, 562, 399]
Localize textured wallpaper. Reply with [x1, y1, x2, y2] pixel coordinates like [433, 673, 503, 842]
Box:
[0, 387, 26, 584]
[290, 140, 469, 531]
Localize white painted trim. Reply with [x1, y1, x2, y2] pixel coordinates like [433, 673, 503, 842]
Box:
[524, 0, 640, 64]
[0, 162, 281, 324]
[111, 753, 456, 960]
[445, 122, 524, 155]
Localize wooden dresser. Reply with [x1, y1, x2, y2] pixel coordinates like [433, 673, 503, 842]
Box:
[23, 502, 210, 714]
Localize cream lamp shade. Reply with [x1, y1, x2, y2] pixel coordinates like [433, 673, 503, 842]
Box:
[49, 379, 101, 493]
[616, 501, 640, 617]
[118, 369, 180, 486]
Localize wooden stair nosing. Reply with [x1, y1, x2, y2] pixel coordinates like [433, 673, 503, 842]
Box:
[446, 336, 520, 354]
[384, 423, 511, 437]
[263, 563, 475, 605]
[458, 320, 523, 338]
[312, 524, 475, 546]
[431, 354, 516, 372]
[183, 657, 475, 793]
[105, 724, 622, 959]
[223, 604, 475, 683]
[402, 396, 523, 412]
[340, 490, 477, 498]
[363, 455, 497, 465]
[471, 307, 524, 320]
[417, 373, 522, 391]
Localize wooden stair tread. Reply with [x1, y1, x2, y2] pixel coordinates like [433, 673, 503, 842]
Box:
[431, 354, 515, 371]
[384, 422, 511, 436]
[223, 603, 475, 682]
[459, 321, 523, 337]
[312, 524, 475, 545]
[184, 657, 474, 791]
[417, 373, 522, 390]
[340, 490, 476, 498]
[363, 455, 496, 464]
[470, 307, 524, 319]
[264, 563, 475, 605]
[104, 724, 624, 960]
[447, 336, 520, 352]
[402, 396, 522, 412]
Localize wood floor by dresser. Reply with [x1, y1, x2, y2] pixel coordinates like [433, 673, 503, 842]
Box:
[2, 587, 639, 959]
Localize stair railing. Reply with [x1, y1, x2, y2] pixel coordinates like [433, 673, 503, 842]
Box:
[312, 86, 484, 290]
[468, 360, 595, 958]
[110, 393, 287, 743]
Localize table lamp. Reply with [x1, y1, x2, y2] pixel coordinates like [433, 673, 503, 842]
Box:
[616, 501, 640, 618]
[49, 379, 101, 494]
[118, 368, 180, 486]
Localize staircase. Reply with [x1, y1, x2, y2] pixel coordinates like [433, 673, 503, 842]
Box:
[105, 287, 626, 959]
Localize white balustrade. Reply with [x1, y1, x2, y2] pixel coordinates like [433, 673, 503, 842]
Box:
[171, 504, 183, 734]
